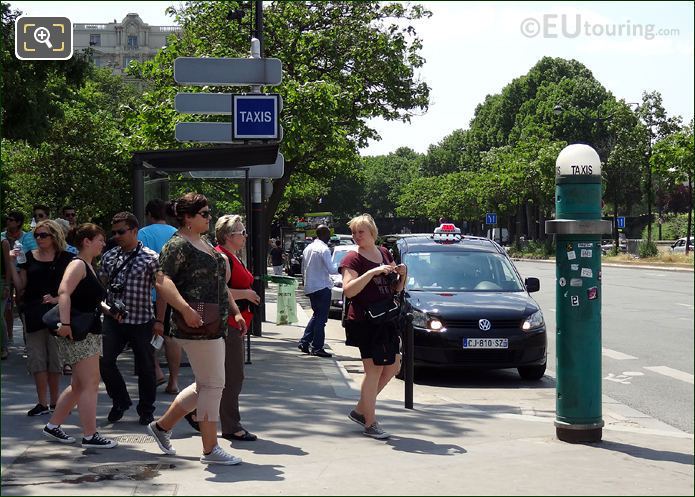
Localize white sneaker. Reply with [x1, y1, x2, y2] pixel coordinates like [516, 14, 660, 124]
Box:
[200, 445, 242, 465]
[147, 421, 176, 455]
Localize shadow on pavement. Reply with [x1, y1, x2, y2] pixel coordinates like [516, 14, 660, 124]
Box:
[227, 438, 308, 456]
[203, 462, 285, 483]
[413, 367, 555, 390]
[589, 440, 695, 466]
[386, 435, 467, 456]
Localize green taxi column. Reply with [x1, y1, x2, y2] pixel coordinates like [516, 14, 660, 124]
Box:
[545, 144, 612, 443]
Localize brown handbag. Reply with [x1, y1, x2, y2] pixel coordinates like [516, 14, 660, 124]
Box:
[173, 301, 221, 338]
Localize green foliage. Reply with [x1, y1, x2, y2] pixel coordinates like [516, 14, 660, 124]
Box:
[507, 240, 554, 259]
[1, 3, 92, 144]
[638, 240, 659, 258]
[128, 1, 432, 227]
[641, 213, 694, 240]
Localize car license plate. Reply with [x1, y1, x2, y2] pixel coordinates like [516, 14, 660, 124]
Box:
[463, 338, 508, 349]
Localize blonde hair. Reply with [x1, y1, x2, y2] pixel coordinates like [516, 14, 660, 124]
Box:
[34, 219, 67, 253]
[215, 214, 244, 244]
[347, 213, 378, 240]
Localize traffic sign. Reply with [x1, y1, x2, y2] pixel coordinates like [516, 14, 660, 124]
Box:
[176, 93, 233, 114]
[187, 153, 284, 179]
[486, 212, 497, 225]
[233, 94, 280, 139]
[176, 122, 284, 143]
[174, 57, 282, 86]
[616, 216, 625, 229]
[175, 93, 283, 116]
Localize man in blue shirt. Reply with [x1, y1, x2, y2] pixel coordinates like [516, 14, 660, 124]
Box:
[299, 225, 338, 357]
[137, 199, 179, 394]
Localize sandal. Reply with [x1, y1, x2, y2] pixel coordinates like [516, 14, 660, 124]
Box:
[164, 386, 180, 395]
[156, 378, 166, 387]
[222, 429, 257, 442]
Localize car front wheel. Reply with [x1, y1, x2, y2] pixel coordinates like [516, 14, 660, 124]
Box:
[518, 362, 546, 380]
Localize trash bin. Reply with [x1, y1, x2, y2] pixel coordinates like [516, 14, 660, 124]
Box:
[265, 275, 298, 325]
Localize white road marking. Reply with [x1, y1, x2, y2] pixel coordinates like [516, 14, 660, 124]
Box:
[602, 348, 637, 360]
[676, 303, 693, 308]
[644, 366, 694, 385]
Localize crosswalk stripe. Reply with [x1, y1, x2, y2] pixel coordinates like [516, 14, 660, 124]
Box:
[602, 348, 637, 360]
[644, 366, 694, 385]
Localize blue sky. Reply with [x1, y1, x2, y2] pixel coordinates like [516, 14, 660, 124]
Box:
[10, 1, 694, 156]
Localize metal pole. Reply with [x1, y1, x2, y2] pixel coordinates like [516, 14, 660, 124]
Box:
[132, 164, 145, 224]
[404, 313, 414, 409]
[248, 3, 266, 337]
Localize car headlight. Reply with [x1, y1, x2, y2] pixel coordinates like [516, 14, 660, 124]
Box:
[522, 310, 544, 331]
[412, 309, 445, 332]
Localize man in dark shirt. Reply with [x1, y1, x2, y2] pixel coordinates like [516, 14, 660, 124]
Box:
[99, 212, 162, 426]
[270, 239, 285, 275]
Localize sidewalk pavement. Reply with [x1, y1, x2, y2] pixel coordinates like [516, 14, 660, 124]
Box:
[1, 284, 693, 495]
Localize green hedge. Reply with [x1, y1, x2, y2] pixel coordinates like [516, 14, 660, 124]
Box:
[641, 212, 693, 240]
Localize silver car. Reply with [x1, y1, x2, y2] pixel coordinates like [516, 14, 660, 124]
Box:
[329, 244, 358, 312]
[671, 236, 694, 253]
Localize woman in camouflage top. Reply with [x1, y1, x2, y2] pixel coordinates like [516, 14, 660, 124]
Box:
[147, 193, 247, 466]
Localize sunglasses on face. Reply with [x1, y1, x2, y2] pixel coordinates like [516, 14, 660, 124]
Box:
[6, 218, 17, 223]
[64, 212, 76, 218]
[35, 232, 53, 239]
[197, 210, 211, 219]
[35, 213, 47, 219]
[231, 229, 247, 236]
[111, 228, 131, 236]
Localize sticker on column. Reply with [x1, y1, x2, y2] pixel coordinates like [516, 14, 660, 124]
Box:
[598, 270, 602, 281]
[571, 295, 580, 307]
[578, 243, 593, 248]
[580, 267, 593, 278]
[567, 250, 576, 260]
[570, 278, 583, 287]
[570, 264, 579, 271]
[559, 277, 567, 287]
[580, 249, 592, 258]
[587, 287, 598, 300]
[566, 243, 573, 251]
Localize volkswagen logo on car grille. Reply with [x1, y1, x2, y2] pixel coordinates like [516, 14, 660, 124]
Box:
[478, 319, 491, 331]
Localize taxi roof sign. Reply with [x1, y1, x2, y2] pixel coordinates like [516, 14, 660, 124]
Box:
[433, 223, 462, 243]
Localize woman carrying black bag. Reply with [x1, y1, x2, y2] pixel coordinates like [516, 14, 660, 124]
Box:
[41, 223, 118, 448]
[340, 214, 407, 440]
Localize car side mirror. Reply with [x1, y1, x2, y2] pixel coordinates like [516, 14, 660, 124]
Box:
[525, 277, 540, 293]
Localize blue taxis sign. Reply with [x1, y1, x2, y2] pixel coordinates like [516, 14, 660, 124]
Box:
[233, 94, 280, 140]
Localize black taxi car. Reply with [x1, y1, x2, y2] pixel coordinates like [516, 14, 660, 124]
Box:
[384, 224, 547, 380]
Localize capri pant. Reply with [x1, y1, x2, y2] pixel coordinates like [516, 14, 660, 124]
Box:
[174, 337, 226, 422]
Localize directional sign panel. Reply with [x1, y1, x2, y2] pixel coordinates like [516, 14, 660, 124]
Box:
[233, 94, 279, 139]
[174, 57, 282, 86]
[176, 93, 283, 116]
[176, 122, 283, 143]
[616, 216, 625, 229]
[187, 153, 284, 179]
[486, 212, 497, 225]
[176, 93, 233, 115]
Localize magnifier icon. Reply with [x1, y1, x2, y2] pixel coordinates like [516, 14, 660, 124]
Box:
[33, 27, 52, 49]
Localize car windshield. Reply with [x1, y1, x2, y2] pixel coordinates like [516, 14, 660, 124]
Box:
[403, 251, 525, 292]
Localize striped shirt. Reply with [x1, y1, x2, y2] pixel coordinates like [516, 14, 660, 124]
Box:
[99, 242, 159, 325]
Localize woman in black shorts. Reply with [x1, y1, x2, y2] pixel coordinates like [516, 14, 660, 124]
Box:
[339, 214, 407, 440]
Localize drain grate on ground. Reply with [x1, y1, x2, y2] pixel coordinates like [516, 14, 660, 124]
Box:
[112, 434, 156, 444]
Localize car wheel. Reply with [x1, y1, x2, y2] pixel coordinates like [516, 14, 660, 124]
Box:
[518, 362, 546, 380]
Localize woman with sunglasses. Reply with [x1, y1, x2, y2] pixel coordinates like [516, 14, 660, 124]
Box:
[147, 193, 247, 466]
[211, 215, 259, 442]
[42, 223, 117, 448]
[7, 220, 74, 416]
